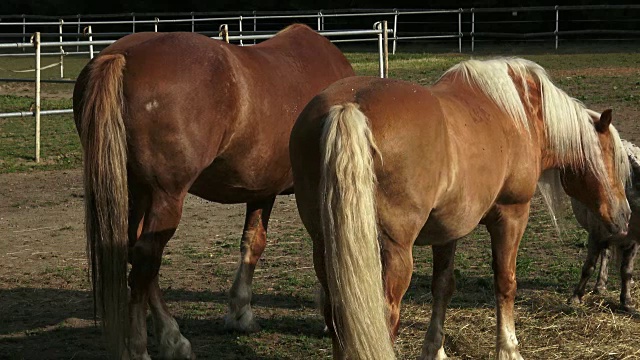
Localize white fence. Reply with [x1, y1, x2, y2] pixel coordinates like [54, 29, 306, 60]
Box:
[0, 22, 392, 162]
[1, 5, 639, 57]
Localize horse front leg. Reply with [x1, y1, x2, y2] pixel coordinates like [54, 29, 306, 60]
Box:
[486, 204, 529, 360]
[224, 197, 276, 332]
[569, 233, 606, 304]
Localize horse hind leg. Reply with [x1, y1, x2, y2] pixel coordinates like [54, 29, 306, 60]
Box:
[569, 233, 605, 304]
[128, 190, 193, 359]
[224, 197, 276, 332]
[620, 242, 638, 312]
[149, 277, 194, 359]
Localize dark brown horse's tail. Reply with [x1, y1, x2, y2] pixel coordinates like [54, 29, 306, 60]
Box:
[319, 103, 395, 359]
[79, 53, 129, 359]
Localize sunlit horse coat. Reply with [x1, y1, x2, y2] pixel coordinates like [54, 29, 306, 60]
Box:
[290, 58, 630, 360]
[570, 138, 640, 311]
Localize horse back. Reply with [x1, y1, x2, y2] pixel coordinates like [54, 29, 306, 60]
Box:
[76, 29, 353, 203]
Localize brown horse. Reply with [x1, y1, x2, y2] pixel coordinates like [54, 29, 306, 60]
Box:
[72, 24, 354, 359]
[290, 58, 630, 359]
[570, 138, 640, 312]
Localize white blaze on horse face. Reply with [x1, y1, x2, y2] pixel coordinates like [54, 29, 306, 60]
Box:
[145, 99, 159, 112]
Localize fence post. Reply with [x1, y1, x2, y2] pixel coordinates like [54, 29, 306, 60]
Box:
[458, 9, 463, 53]
[239, 16, 244, 46]
[154, 17, 159, 32]
[132, 13, 135, 33]
[471, 8, 475, 52]
[375, 22, 384, 78]
[76, 15, 81, 53]
[383, 21, 389, 78]
[392, 9, 398, 54]
[317, 11, 321, 31]
[191, 12, 195, 33]
[22, 14, 26, 52]
[33, 32, 41, 163]
[253, 10, 257, 44]
[86, 26, 94, 59]
[59, 19, 64, 78]
[219, 24, 229, 43]
[555, 5, 559, 50]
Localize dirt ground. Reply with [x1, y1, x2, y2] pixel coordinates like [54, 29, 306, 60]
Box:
[0, 169, 320, 359]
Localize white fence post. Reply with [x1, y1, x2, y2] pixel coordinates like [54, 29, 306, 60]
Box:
[253, 10, 257, 44]
[458, 9, 463, 53]
[132, 13, 136, 33]
[219, 24, 229, 43]
[239, 16, 244, 46]
[33, 32, 41, 163]
[59, 19, 64, 78]
[392, 9, 398, 54]
[191, 12, 195, 32]
[471, 8, 475, 52]
[154, 17, 159, 32]
[375, 22, 384, 78]
[555, 6, 559, 50]
[22, 14, 26, 51]
[87, 26, 94, 59]
[383, 20, 388, 78]
[76, 15, 81, 53]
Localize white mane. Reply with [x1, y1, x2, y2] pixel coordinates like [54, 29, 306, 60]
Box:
[439, 58, 630, 226]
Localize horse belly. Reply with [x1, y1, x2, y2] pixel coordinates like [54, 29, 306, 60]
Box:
[188, 160, 292, 204]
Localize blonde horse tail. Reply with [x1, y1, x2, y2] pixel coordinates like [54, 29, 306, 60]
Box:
[79, 53, 129, 358]
[319, 103, 395, 359]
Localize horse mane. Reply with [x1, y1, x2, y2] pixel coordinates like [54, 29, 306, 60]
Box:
[439, 58, 630, 227]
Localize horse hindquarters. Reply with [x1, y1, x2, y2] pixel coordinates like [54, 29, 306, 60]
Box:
[293, 103, 395, 360]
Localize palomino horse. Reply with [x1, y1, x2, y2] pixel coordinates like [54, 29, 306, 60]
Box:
[570, 138, 640, 312]
[72, 24, 354, 359]
[290, 58, 630, 359]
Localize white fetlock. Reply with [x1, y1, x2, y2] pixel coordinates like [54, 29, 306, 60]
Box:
[224, 306, 260, 332]
[129, 351, 152, 360]
[497, 346, 524, 360]
[158, 333, 194, 360]
[434, 346, 448, 360]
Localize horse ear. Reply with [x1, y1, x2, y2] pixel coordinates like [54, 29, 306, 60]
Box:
[596, 109, 612, 133]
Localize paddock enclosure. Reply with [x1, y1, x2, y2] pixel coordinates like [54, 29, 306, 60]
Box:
[1, 15, 640, 360]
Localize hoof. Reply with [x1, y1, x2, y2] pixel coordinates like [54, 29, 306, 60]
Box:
[568, 294, 582, 305]
[593, 286, 607, 295]
[158, 333, 195, 360]
[224, 309, 261, 333]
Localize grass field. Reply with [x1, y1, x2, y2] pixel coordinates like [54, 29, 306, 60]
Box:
[1, 43, 640, 359]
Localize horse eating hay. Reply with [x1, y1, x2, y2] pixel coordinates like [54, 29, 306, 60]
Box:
[570, 138, 640, 312]
[73, 24, 354, 359]
[290, 58, 630, 359]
